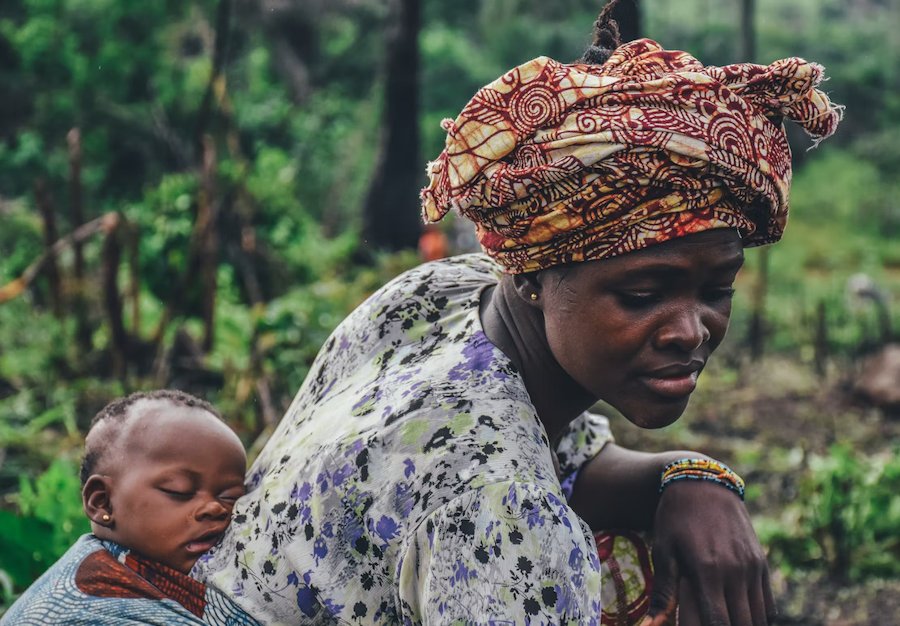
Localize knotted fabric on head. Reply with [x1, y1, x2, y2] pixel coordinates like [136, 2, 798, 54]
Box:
[421, 39, 842, 274]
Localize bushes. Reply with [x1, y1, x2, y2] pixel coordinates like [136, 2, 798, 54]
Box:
[0, 459, 89, 603]
[758, 445, 900, 582]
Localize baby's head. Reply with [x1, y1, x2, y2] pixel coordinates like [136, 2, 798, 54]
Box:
[80, 390, 246, 573]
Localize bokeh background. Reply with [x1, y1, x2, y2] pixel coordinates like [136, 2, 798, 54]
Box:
[1, 0, 898, 623]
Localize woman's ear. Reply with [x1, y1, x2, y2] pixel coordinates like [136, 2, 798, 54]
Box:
[511, 272, 543, 308]
[82, 475, 114, 528]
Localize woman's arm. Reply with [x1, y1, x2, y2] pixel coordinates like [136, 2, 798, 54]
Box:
[568, 442, 703, 530]
[570, 443, 776, 626]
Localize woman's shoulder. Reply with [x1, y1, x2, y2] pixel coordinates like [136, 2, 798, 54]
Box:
[365, 253, 502, 311]
[292, 254, 502, 406]
[392, 253, 502, 285]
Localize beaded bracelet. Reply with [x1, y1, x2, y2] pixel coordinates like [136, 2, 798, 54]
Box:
[659, 458, 746, 500]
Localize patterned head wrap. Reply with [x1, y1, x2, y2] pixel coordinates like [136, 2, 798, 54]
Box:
[421, 39, 842, 274]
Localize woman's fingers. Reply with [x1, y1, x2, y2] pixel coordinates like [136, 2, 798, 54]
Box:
[641, 612, 676, 626]
[691, 567, 774, 626]
[693, 585, 730, 626]
[644, 542, 679, 624]
[724, 580, 755, 626]
[647, 562, 775, 626]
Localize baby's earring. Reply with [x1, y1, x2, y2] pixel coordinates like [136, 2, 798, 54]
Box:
[101, 514, 111, 523]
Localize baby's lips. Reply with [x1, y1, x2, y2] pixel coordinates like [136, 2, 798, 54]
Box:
[185, 529, 225, 553]
[185, 537, 219, 554]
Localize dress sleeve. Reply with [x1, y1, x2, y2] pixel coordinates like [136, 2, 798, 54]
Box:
[554, 412, 613, 501]
[397, 481, 603, 625]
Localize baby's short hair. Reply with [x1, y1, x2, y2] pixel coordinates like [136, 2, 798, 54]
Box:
[79, 389, 221, 486]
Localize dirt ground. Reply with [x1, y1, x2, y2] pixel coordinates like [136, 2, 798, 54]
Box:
[604, 355, 900, 626]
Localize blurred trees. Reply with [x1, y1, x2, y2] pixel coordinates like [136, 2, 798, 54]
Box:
[361, 0, 422, 251]
[0, 0, 897, 432]
[611, 0, 641, 41]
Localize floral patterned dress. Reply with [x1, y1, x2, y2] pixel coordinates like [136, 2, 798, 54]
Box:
[193, 254, 614, 625]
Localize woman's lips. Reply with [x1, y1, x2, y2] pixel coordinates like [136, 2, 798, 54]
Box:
[638, 370, 699, 399]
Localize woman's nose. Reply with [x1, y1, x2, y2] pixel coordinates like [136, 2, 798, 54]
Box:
[653, 305, 710, 352]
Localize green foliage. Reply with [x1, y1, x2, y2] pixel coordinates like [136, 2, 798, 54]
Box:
[791, 151, 885, 228]
[758, 445, 900, 582]
[131, 172, 199, 303]
[207, 250, 420, 421]
[723, 143, 900, 359]
[0, 302, 71, 389]
[0, 202, 43, 283]
[0, 459, 89, 598]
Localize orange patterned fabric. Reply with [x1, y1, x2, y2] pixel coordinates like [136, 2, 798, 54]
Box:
[421, 38, 842, 273]
[74, 548, 208, 618]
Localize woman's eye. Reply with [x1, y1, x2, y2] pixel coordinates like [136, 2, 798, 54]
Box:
[704, 287, 736, 303]
[616, 291, 662, 308]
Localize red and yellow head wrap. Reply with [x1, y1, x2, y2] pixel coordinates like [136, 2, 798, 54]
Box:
[421, 39, 842, 274]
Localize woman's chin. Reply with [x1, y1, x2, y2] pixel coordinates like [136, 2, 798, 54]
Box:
[619, 397, 690, 430]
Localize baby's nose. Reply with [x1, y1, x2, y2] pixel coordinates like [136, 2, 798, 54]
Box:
[195, 498, 229, 520]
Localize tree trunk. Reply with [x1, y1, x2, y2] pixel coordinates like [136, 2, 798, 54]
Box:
[740, 0, 767, 360]
[361, 0, 422, 252]
[814, 299, 828, 378]
[68, 128, 93, 353]
[748, 248, 768, 360]
[198, 136, 219, 352]
[739, 0, 756, 60]
[33, 179, 63, 317]
[196, 0, 233, 153]
[611, 0, 642, 43]
[102, 217, 128, 380]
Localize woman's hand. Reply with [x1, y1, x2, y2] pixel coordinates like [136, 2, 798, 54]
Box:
[642, 481, 776, 626]
[569, 444, 776, 626]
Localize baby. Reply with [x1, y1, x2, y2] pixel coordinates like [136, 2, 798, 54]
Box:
[2, 390, 259, 625]
[80, 389, 247, 574]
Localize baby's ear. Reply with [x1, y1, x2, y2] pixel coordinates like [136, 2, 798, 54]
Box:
[82, 475, 114, 528]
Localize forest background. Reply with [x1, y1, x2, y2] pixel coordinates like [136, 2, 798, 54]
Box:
[0, 0, 898, 623]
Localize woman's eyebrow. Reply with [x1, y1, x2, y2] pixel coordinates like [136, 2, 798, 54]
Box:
[709, 256, 746, 272]
[616, 265, 685, 279]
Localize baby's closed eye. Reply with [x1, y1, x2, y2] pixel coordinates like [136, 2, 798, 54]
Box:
[218, 486, 246, 502]
[158, 486, 194, 500]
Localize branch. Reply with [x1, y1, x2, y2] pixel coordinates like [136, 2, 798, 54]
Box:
[195, 0, 233, 148]
[0, 213, 120, 304]
[33, 178, 63, 316]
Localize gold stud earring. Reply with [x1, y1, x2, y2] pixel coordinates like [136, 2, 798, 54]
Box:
[102, 514, 111, 522]
[530, 293, 538, 301]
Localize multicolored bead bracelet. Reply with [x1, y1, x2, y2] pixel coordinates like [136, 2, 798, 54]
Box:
[659, 458, 746, 500]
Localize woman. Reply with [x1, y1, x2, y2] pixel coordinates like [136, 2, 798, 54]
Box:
[194, 3, 841, 624]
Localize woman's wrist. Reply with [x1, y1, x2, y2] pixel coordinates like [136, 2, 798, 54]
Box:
[658, 457, 746, 501]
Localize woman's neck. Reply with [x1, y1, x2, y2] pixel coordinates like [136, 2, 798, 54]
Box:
[479, 277, 596, 443]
